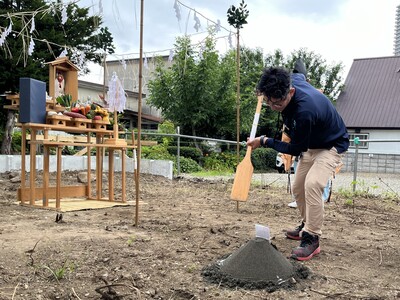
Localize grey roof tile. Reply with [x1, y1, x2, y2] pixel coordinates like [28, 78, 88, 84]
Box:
[336, 56, 400, 129]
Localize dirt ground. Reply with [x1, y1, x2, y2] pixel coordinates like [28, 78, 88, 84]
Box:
[0, 171, 399, 300]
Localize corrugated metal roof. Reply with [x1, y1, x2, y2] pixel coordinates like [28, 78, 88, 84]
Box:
[336, 56, 400, 129]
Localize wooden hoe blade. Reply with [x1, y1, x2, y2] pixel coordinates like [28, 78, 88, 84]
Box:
[230, 146, 254, 201]
[230, 95, 263, 201]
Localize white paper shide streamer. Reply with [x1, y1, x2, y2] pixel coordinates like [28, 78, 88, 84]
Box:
[0, 20, 12, 47]
[121, 57, 127, 70]
[58, 48, 68, 58]
[193, 11, 201, 32]
[61, 6, 68, 24]
[168, 49, 174, 62]
[215, 19, 221, 32]
[28, 37, 35, 56]
[107, 72, 126, 113]
[228, 32, 233, 49]
[173, 0, 181, 21]
[30, 17, 35, 33]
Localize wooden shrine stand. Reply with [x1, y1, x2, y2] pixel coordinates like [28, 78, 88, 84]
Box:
[18, 122, 137, 211]
[7, 57, 141, 212]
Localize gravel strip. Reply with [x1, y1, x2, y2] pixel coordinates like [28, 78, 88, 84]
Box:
[253, 172, 400, 197]
[183, 172, 400, 197]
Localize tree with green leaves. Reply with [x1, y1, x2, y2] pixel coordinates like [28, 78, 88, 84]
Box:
[264, 48, 345, 101]
[148, 41, 344, 149]
[148, 35, 237, 145]
[0, 0, 115, 153]
[227, 0, 249, 29]
[237, 47, 265, 133]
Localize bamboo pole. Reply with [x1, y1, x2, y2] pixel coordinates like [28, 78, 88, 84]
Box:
[236, 28, 240, 164]
[135, 0, 144, 226]
[236, 28, 240, 212]
[103, 53, 107, 103]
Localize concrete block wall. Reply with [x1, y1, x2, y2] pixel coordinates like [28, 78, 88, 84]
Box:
[342, 152, 400, 174]
[0, 155, 174, 180]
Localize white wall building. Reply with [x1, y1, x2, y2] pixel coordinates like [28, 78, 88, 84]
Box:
[78, 80, 161, 130]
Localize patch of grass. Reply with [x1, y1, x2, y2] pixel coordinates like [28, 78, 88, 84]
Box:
[351, 180, 379, 198]
[186, 264, 197, 273]
[343, 199, 353, 207]
[338, 180, 380, 200]
[43, 260, 75, 282]
[189, 170, 233, 177]
[337, 188, 354, 199]
[382, 191, 399, 202]
[127, 236, 136, 246]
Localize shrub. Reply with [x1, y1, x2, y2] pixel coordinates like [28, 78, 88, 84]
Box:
[203, 155, 225, 171]
[158, 120, 176, 146]
[167, 146, 203, 163]
[141, 145, 174, 160]
[126, 148, 134, 158]
[251, 147, 278, 172]
[12, 131, 22, 153]
[0, 130, 23, 154]
[197, 141, 214, 156]
[203, 152, 237, 172]
[176, 156, 202, 173]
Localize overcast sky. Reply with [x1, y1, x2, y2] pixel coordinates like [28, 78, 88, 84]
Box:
[78, 0, 399, 83]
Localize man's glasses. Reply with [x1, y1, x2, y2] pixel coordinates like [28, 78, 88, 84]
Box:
[263, 94, 287, 105]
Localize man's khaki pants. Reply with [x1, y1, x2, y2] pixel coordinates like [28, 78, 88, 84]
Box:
[292, 147, 344, 236]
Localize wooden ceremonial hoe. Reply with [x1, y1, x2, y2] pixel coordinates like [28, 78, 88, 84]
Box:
[230, 95, 263, 201]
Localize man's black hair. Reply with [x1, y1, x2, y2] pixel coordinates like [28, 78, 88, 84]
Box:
[257, 67, 291, 100]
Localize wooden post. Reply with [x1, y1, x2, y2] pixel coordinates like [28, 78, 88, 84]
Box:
[29, 130, 36, 205]
[87, 134, 91, 199]
[20, 125, 26, 204]
[103, 110, 127, 146]
[96, 134, 102, 199]
[56, 146, 62, 210]
[43, 130, 49, 207]
[114, 111, 118, 140]
[108, 149, 114, 201]
[121, 149, 126, 202]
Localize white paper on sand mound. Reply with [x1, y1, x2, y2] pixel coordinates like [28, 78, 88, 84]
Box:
[255, 224, 270, 241]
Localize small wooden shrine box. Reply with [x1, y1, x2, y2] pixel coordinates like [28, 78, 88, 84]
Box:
[48, 57, 79, 101]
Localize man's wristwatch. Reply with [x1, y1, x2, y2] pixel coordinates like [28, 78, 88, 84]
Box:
[260, 135, 266, 147]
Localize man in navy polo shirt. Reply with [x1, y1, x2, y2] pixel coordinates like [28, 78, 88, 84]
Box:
[247, 66, 349, 261]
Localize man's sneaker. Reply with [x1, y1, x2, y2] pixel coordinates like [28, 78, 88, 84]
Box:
[288, 201, 297, 208]
[285, 222, 304, 240]
[291, 231, 320, 261]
